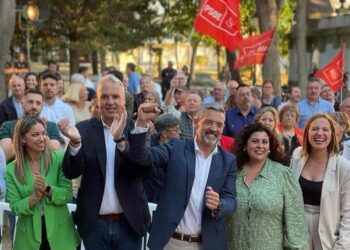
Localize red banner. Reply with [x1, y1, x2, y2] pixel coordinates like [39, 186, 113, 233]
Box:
[233, 29, 275, 69]
[194, 0, 241, 52]
[314, 43, 345, 92]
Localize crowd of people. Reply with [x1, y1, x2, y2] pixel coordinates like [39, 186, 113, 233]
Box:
[0, 59, 349, 250]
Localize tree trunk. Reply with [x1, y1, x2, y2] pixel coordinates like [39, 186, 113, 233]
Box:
[295, 0, 308, 92]
[189, 40, 200, 89]
[158, 48, 163, 79]
[226, 48, 242, 83]
[69, 48, 80, 75]
[91, 50, 98, 75]
[99, 49, 106, 70]
[0, 0, 16, 101]
[256, 0, 281, 96]
[216, 44, 221, 78]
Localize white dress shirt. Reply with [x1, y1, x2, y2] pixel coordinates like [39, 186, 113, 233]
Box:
[69, 118, 123, 215]
[176, 139, 217, 235]
[12, 96, 23, 118]
[40, 98, 76, 124]
[98, 119, 123, 214]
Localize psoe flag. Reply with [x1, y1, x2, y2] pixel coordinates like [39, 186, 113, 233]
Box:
[194, 0, 241, 52]
[233, 29, 275, 69]
[314, 43, 345, 92]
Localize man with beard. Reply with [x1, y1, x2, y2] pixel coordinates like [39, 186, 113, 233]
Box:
[298, 77, 334, 128]
[278, 86, 301, 111]
[40, 72, 75, 124]
[125, 103, 236, 250]
[0, 89, 63, 161]
[223, 84, 259, 138]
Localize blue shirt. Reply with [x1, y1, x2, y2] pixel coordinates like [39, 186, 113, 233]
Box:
[128, 71, 141, 94]
[298, 98, 334, 129]
[224, 106, 259, 138]
[202, 95, 228, 106]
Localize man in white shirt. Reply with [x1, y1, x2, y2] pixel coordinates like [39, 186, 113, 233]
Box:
[127, 103, 237, 250]
[59, 74, 150, 249]
[40, 73, 76, 125]
[278, 86, 301, 111]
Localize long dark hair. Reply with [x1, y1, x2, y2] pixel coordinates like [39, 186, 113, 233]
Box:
[233, 123, 285, 170]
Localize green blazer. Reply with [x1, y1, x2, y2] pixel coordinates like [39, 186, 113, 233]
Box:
[6, 151, 80, 250]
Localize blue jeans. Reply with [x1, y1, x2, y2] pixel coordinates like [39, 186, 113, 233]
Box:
[79, 217, 142, 250]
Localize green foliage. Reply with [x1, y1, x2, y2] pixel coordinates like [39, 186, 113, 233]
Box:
[278, 0, 296, 56]
[12, 0, 165, 59]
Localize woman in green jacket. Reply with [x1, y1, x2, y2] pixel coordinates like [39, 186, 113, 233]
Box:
[6, 116, 80, 250]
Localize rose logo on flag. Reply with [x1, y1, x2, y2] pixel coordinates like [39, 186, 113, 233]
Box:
[225, 18, 233, 29]
[314, 43, 345, 92]
[330, 69, 339, 81]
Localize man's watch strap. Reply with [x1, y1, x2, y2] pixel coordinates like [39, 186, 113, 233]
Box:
[114, 135, 125, 143]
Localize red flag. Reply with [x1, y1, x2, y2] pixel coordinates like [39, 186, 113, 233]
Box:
[194, 0, 241, 52]
[314, 43, 345, 92]
[233, 29, 275, 69]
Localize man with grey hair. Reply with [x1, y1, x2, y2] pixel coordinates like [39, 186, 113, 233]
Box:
[152, 114, 181, 145]
[0, 75, 25, 126]
[298, 77, 334, 128]
[127, 102, 237, 250]
[145, 114, 180, 203]
[59, 74, 151, 249]
[203, 81, 227, 107]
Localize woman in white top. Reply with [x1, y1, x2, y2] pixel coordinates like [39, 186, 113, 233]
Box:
[290, 113, 350, 249]
[62, 83, 91, 123]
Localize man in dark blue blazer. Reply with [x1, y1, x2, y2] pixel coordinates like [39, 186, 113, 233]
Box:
[0, 75, 26, 127]
[60, 75, 150, 250]
[128, 103, 237, 250]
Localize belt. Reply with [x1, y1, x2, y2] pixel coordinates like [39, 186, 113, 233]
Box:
[98, 213, 125, 221]
[172, 232, 202, 243]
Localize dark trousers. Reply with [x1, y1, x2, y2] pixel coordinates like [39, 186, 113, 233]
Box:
[40, 216, 50, 250]
[79, 217, 142, 250]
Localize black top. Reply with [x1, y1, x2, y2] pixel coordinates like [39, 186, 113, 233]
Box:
[299, 175, 323, 206]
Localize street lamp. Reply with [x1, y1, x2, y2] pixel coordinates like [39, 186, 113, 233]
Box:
[23, 3, 40, 21]
[17, 2, 40, 70]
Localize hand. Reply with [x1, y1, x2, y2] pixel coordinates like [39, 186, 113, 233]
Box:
[111, 106, 127, 140]
[205, 186, 220, 210]
[41, 117, 48, 126]
[136, 103, 161, 127]
[58, 119, 81, 143]
[170, 77, 179, 89]
[33, 170, 45, 193]
[148, 121, 155, 133]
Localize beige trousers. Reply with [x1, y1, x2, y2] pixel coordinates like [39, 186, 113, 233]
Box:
[164, 237, 202, 250]
[301, 204, 322, 250]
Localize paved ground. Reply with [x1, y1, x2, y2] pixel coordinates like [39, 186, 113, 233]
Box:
[1, 225, 11, 250]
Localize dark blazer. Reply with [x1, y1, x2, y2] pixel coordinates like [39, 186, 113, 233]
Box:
[128, 133, 237, 250]
[0, 96, 18, 127]
[62, 117, 151, 236]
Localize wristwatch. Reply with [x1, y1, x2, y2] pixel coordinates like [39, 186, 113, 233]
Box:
[45, 185, 52, 195]
[114, 135, 125, 143]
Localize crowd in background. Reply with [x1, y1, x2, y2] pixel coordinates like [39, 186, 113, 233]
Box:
[0, 59, 349, 250]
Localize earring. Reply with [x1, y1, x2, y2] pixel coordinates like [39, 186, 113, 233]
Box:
[243, 148, 246, 152]
[268, 150, 271, 154]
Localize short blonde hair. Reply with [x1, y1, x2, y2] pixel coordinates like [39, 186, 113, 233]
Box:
[254, 106, 279, 134]
[329, 112, 350, 132]
[279, 104, 300, 122]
